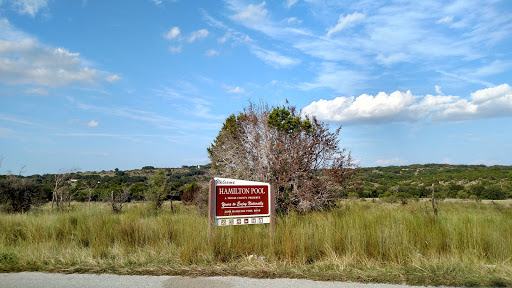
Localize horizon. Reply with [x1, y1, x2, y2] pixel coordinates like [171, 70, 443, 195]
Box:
[2, 162, 510, 177]
[1, 0, 511, 175]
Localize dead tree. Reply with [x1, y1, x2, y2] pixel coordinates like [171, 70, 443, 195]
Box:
[109, 187, 130, 214]
[51, 168, 79, 211]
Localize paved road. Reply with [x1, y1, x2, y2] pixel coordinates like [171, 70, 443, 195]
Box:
[0, 272, 453, 288]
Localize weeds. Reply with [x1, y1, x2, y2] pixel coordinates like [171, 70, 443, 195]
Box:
[0, 201, 511, 286]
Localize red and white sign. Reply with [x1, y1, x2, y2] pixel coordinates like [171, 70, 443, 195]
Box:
[213, 178, 271, 226]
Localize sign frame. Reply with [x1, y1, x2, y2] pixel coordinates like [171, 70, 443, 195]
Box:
[208, 178, 275, 230]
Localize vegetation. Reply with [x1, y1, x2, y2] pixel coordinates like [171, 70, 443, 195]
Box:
[207, 103, 356, 213]
[0, 201, 511, 286]
[348, 164, 512, 201]
[0, 165, 210, 213]
[0, 175, 42, 213]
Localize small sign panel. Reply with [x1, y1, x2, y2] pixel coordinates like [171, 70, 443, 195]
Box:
[214, 178, 271, 226]
[214, 217, 270, 226]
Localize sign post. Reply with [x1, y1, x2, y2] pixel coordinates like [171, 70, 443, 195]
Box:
[208, 178, 275, 237]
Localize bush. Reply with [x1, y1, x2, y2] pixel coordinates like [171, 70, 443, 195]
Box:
[181, 182, 200, 204]
[0, 176, 42, 213]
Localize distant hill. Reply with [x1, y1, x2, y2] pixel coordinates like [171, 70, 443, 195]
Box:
[348, 164, 512, 200]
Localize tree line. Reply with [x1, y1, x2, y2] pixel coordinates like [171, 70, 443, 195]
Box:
[0, 162, 209, 213]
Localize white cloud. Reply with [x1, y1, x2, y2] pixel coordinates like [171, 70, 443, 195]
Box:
[250, 46, 300, 68]
[326, 12, 365, 37]
[223, 84, 245, 94]
[232, 1, 268, 22]
[218, 32, 231, 43]
[10, 0, 48, 17]
[165, 26, 180, 39]
[303, 90, 416, 124]
[0, 38, 99, 87]
[105, 74, 122, 82]
[284, 17, 302, 25]
[0, 18, 117, 87]
[86, 120, 99, 127]
[188, 29, 209, 42]
[303, 84, 512, 125]
[169, 45, 182, 54]
[286, 0, 298, 9]
[375, 158, 407, 166]
[432, 84, 512, 121]
[205, 49, 219, 56]
[436, 16, 453, 24]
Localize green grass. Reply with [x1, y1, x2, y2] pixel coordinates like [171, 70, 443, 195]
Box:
[1, 201, 511, 286]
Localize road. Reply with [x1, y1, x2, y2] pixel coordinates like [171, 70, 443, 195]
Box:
[0, 272, 453, 288]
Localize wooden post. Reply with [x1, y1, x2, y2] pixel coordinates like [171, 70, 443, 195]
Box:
[208, 179, 215, 241]
[431, 183, 438, 216]
[270, 185, 276, 237]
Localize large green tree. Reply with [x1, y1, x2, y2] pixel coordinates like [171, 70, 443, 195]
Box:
[208, 103, 356, 213]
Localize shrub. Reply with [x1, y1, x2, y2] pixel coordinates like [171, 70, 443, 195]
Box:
[0, 175, 42, 213]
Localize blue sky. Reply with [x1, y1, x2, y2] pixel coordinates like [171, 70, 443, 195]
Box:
[1, 0, 511, 175]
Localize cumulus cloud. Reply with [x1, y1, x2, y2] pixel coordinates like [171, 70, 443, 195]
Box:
[302, 84, 512, 125]
[0, 18, 118, 87]
[86, 120, 99, 127]
[223, 84, 245, 94]
[232, 1, 268, 22]
[0, 38, 99, 87]
[165, 26, 180, 39]
[326, 12, 365, 37]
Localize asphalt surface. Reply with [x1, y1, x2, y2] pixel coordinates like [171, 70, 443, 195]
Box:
[0, 272, 455, 288]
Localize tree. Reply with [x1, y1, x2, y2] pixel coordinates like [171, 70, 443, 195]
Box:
[207, 102, 356, 213]
[51, 168, 79, 211]
[0, 159, 42, 213]
[181, 182, 200, 204]
[146, 170, 169, 211]
[105, 185, 130, 214]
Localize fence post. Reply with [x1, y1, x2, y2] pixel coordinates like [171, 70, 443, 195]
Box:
[270, 185, 276, 237]
[208, 179, 215, 242]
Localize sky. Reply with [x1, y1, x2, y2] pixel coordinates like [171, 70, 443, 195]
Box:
[0, 0, 511, 175]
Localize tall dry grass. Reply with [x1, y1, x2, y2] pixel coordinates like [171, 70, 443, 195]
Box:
[0, 200, 511, 286]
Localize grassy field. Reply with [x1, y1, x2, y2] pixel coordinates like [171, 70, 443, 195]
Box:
[1, 200, 511, 287]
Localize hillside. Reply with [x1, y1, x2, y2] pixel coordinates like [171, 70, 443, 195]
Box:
[349, 164, 512, 200]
